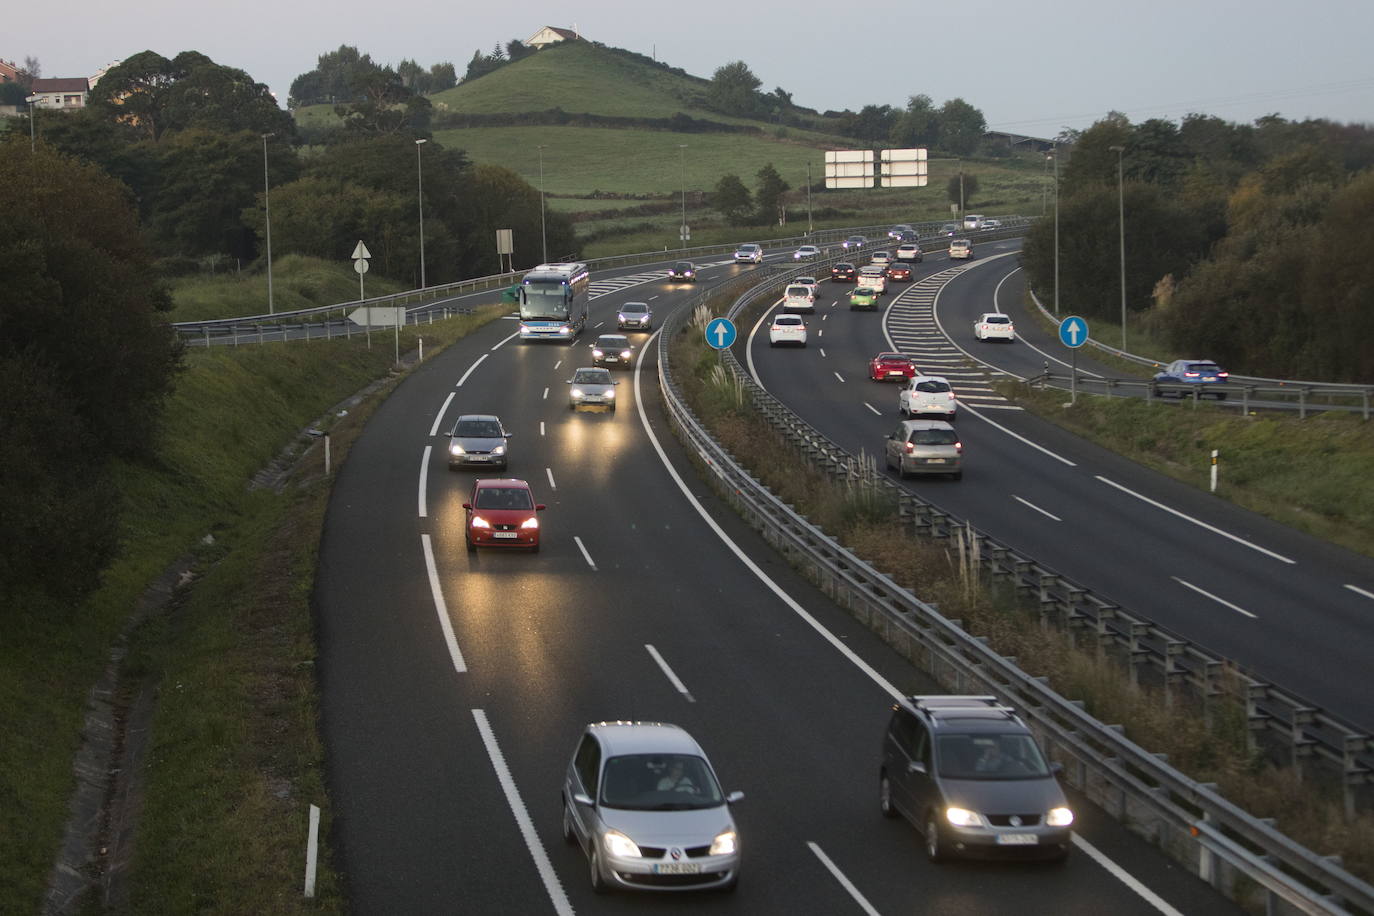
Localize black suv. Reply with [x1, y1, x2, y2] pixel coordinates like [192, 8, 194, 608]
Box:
[668, 260, 696, 282]
[879, 696, 1073, 862]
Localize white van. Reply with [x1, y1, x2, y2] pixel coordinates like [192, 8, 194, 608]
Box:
[962, 214, 984, 231]
[782, 284, 816, 313]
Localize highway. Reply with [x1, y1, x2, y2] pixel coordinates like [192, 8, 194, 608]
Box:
[314, 244, 1243, 913]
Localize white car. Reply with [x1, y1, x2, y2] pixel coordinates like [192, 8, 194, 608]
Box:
[982, 218, 1002, 231]
[782, 284, 816, 313]
[734, 243, 763, 264]
[899, 375, 957, 420]
[793, 244, 821, 260]
[856, 266, 888, 295]
[948, 239, 973, 260]
[895, 243, 924, 262]
[769, 313, 808, 347]
[870, 250, 893, 266]
[974, 312, 1015, 341]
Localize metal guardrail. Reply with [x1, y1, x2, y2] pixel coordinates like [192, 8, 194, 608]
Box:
[655, 266, 1374, 914]
[1027, 371, 1374, 420]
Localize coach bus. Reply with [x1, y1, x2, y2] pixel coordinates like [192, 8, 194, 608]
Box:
[518, 262, 591, 342]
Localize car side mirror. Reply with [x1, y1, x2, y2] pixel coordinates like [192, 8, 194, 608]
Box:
[1050, 761, 1064, 775]
[504, 432, 513, 439]
[907, 761, 927, 776]
[726, 791, 745, 805]
[536, 504, 546, 511]
[613, 380, 621, 386]
[445, 431, 453, 437]
[461, 502, 472, 510]
[572, 792, 594, 807]
[565, 379, 573, 384]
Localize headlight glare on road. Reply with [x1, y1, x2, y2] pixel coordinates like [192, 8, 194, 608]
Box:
[1046, 807, 1074, 827]
[604, 830, 641, 858]
[709, 830, 737, 855]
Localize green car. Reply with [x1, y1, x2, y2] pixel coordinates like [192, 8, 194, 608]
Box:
[849, 287, 879, 311]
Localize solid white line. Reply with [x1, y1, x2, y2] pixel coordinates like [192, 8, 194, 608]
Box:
[807, 842, 881, 916]
[546, 467, 556, 490]
[963, 403, 1077, 466]
[456, 353, 488, 387]
[471, 710, 574, 916]
[490, 330, 520, 350]
[429, 391, 455, 437]
[573, 535, 595, 570]
[1014, 495, 1062, 521]
[1346, 584, 1374, 601]
[1096, 476, 1296, 564]
[303, 804, 320, 898]
[632, 330, 904, 701]
[540, 421, 546, 437]
[418, 446, 432, 518]
[864, 402, 882, 416]
[1072, 834, 1186, 916]
[421, 534, 466, 673]
[833, 371, 845, 383]
[645, 645, 693, 701]
[1172, 576, 1258, 619]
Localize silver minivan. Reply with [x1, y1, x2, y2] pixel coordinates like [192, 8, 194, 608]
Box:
[884, 419, 962, 480]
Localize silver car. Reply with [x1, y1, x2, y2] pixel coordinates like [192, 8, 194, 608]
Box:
[562, 721, 742, 893]
[445, 414, 511, 470]
[617, 302, 653, 330]
[885, 419, 962, 480]
[568, 367, 619, 411]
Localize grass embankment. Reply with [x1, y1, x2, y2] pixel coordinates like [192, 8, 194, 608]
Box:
[165, 254, 409, 324]
[0, 256, 506, 914]
[670, 302, 1374, 886]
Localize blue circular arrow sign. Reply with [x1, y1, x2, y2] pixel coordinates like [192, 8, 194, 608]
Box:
[705, 317, 738, 350]
[1058, 315, 1089, 349]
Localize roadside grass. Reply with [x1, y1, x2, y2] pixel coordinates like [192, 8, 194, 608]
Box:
[165, 254, 408, 324]
[669, 300, 1374, 884]
[0, 254, 505, 913]
[1004, 383, 1374, 558]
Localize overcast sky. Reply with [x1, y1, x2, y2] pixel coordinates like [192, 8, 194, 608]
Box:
[13, 0, 1374, 137]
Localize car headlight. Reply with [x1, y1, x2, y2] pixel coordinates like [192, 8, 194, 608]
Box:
[470, 516, 491, 529]
[570, 388, 583, 398]
[491, 445, 505, 456]
[619, 350, 631, 359]
[558, 326, 571, 335]
[592, 349, 604, 358]
[449, 444, 465, 456]
[945, 807, 985, 828]
[520, 516, 539, 530]
[1046, 807, 1074, 827]
[605, 388, 615, 398]
[603, 830, 641, 858]
[709, 830, 737, 856]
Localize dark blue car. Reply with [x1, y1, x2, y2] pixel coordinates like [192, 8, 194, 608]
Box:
[1153, 359, 1229, 399]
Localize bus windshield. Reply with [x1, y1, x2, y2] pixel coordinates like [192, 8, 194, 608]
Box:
[521, 281, 570, 320]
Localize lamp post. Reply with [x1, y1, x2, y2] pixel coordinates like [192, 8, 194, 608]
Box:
[536, 144, 547, 264]
[677, 143, 688, 250]
[415, 138, 427, 289]
[262, 132, 274, 314]
[1052, 144, 1060, 317]
[1110, 144, 1126, 350]
[26, 94, 39, 152]
[806, 161, 813, 234]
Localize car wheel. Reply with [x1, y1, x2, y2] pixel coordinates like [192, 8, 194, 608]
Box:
[951, 471, 963, 481]
[530, 541, 540, 554]
[589, 846, 609, 894]
[879, 773, 898, 818]
[899, 405, 909, 418]
[466, 534, 476, 553]
[609, 403, 616, 412]
[925, 813, 949, 863]
[562, 797, 577, 845]
[1048, 845, 1071, 865]
[719, 872, 739, 893]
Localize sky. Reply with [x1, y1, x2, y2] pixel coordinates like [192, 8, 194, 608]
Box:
[11, 0, 1374, 137]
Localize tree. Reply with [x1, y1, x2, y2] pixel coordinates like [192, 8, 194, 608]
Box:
[23, 55, 41, 83]
[754, 163, 790, 225]
[947, 173, 979, 208]
[708, 61, 762, 117]
[711, 174, 753, 225]
[0, 81, 27, 105]
[890, 94, 937, 148]
[335, 66, 431, 134]
[506, 40, 534, 63]
[290, 45, 380, 107]
[937, 98, 986, 155]
[847, 105, 897, 145]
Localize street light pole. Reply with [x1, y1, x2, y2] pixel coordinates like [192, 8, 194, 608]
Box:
[415, 138, 427, 289]
[806, 161, 813, 234]
[262, 132, 274, 314]
[1110, 144, 1126, 350]
[677, 144, 688, 250]
[536, 144, 547, 264]
[1052, 144, 1060, 317]
[26, 94, 39, 152]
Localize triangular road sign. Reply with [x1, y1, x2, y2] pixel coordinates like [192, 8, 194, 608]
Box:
[351, 240, 371, 260]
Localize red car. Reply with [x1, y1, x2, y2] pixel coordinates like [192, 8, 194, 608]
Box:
[869, 352, 918, 382]
[831, 262, 857, 282]
[885, 263, 913, 282]
[463, 478, 546, 552]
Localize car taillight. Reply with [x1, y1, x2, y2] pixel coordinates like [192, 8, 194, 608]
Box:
[1218, 372, 1229, 378]
[955, 442, 963, 453]
[1184, 371, 1199, 377]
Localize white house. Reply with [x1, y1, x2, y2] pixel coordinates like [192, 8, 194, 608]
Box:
[524, 26, 581, 50]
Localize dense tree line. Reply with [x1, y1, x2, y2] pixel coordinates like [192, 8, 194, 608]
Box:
[710, 163, 790, 227]
[1021, 113, 1374, 381]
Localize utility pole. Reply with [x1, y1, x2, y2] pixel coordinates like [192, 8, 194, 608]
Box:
[806, 161, 813, 233]
[416, 138, 427, 289]
[262, 132, 275, 314]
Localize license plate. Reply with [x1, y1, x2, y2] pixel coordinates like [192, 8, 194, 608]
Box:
[927, 458, 947, 464]
[492, 532, 518, 539]
[888, 371, 904, 376]
[996, 834, 1038, 846]
[652, 862, 701, 875]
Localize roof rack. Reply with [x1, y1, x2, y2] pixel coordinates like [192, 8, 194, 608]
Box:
[908, 695, 1019, 717]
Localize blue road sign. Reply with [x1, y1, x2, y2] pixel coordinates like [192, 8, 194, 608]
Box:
[1058, 316, 1089, 348]
[705, 318, 738, 350]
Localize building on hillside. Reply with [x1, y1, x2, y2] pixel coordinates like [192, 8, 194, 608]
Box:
[29, 77, 90, 110]
[524, 26, 582, 50]
[89, 61, 121, 90]
[0, 58, 22, 84]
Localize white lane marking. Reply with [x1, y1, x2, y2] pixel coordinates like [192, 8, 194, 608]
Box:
[807, 842, 881, 916]
[963, 403, 1077, 466]
[421, 534, 466, 673]
[573, 535, 595, 570]
[1072, 834, 1186, 916]
[546, 467, 556, 490]
[818, 328, 824, 338]
[1014, 495, 1062, 521]
[456, 353, 488, 387]
[1347, 584, 1374, 600]
[645, 645, 693, 701]
[594, 321, 604, 328]
[1096, 476, 1296, 564]
[303, 803, 320, 898]
[554, 359, 562, 370]
[491, 330, 520, 350]
[649, 294, 659, 300]
[429, 391, 455, 437]
[540, 421, 546, 437]
[822, 313, 829, 321]
[542, 386, 549, 400]
[471, 710, 574, 916]
[632, 330, 903, 701]
[819, 348, 826, 358]
[864, 402, 882, 416]
[833, 371, 845, 383]
[418, 446, 432, 518]
[1172, 576, 1258, 619]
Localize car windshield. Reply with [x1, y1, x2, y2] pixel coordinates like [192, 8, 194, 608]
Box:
[599, 753, 725, 810]
[674, 262, 692, 271]
[738, 245, 758, 253]
[915, 380, 951, 393]
[474, 487, 533, 510]
[910, 428, 957, 445]
[835, 263, 854, 271]
[596, 337, 628, 349]
[573, 369, 611, 385]
[936, 734, 1051, 780]
[454, 419, 503, 438]
[621, 303, 648, 313]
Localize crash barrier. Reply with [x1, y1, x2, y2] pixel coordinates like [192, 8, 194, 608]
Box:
[171, 218, 1032, 345]
[655, 265, 1374, 915]
[1026, 290, 1374, 419]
